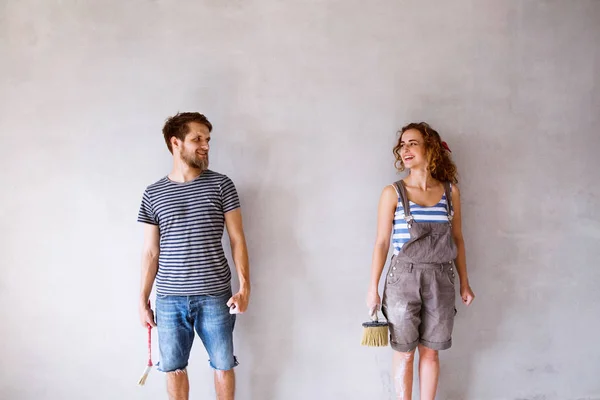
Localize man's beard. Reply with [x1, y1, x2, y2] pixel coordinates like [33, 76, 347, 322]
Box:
[181, 147, 209, 171]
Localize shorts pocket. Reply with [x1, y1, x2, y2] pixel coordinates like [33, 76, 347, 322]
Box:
[206, 289, 232, 299]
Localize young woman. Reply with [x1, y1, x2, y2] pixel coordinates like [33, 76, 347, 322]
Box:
[367, 122, 475, 399]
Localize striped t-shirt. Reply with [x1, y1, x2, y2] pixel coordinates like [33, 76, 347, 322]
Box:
[137, 170, 240, 296]
[392, 185, 451, 255]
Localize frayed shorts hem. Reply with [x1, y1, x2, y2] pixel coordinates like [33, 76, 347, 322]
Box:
[209, 356, 239, 371]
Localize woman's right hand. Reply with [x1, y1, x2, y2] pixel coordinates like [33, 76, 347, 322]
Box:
[366, 289, 381, 315]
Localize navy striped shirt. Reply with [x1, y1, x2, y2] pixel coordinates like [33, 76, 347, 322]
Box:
[137, 170, 240, 295]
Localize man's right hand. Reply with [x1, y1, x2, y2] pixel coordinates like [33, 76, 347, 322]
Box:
[139, 302, 157, 328]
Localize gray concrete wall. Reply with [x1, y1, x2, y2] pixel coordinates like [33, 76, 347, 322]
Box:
[1, 1, 599, 399]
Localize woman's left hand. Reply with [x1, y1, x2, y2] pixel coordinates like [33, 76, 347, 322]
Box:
[460, 284, 475, 306]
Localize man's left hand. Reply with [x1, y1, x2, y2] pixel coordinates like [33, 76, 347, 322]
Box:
[227, 289, 250, 314]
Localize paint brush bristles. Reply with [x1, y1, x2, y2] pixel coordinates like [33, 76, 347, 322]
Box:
[361, 320, 389, 347]
[361, 309, 389, 347]
[137, 364, 152, 386]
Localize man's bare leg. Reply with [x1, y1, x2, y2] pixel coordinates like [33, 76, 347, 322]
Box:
[167, 369, 189, 400]
[214, 369, 235, 400]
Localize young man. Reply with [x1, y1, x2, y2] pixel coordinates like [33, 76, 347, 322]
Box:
[137, 112, 250, 400]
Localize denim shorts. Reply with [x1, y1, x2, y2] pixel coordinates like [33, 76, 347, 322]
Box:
[155, 289, 238, 372]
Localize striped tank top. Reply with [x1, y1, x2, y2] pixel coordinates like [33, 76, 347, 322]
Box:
[392, 184, 452, 255]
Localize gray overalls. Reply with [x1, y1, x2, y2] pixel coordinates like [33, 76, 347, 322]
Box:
[382, 180, 458, 352]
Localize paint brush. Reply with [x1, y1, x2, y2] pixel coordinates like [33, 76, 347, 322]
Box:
[137, 302, 154, 386]
[361, 308, 389, 347]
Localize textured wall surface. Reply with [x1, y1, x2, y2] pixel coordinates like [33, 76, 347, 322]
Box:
[1, 1, 599, 399]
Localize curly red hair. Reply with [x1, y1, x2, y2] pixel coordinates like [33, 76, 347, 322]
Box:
[393, 122, 458, 184]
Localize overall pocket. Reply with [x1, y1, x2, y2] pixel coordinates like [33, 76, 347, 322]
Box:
[444, 264, 456, 286]
[385, 259, 409, 286]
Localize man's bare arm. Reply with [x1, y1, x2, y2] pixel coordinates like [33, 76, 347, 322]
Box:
[139, 223, 159, 326]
